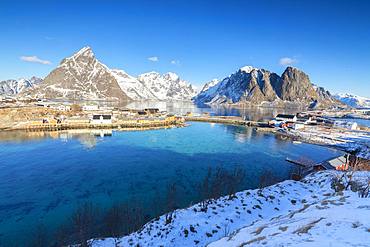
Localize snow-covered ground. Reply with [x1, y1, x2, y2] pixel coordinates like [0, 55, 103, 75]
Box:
[87, 171, 370, 247]
[210, 172, 370, 247]
[285, 126, 370, 159]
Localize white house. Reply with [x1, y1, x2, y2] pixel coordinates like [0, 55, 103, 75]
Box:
[293, 122, 305, 130]
[275, 114, 297, 122]
[56, 105, 71, 111]
[90, 114, 112, 124]
[333, 121, 358, 130]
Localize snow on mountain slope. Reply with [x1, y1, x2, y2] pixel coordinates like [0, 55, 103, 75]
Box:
[110, 69, 157, 100]
[239, 65, 258, 73]
[0, 77, 42, 95]
[88, 171, 370, 247]
[199, 79, 220, 94]
[137, 71, 197, 100]
[194, 66, 280, 104]
[334, 93, 370, 108]
[15, 46, 196, 101]
[23, 46, 129, 101]
[194, 66, 339, 108]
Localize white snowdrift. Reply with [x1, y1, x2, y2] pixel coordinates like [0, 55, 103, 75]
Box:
[87, 171, 370, 247]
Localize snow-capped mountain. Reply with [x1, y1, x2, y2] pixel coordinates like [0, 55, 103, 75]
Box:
[194, 66, 339, 108]
[23, 46, 129, 101]
[0, 77, 42, 95]
[194, 66, 281, 105]
[137, 72, 197, 100]
[334, 93, 370, 108]
[19, 46, 196, 101]
[110, 69, 157, 100]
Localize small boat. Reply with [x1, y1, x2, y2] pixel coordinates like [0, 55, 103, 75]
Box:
[293, 141, 302, 144]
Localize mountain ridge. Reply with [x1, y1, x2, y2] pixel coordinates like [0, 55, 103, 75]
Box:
[194, 66, 340, 108]
[19, 47, 197, 101]
[3, 47, 343, 109]
[0, 77, 43, 96]
[334, 93, 370, 108]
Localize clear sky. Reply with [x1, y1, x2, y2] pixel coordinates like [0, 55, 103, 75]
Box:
[1, 0, 369, 96]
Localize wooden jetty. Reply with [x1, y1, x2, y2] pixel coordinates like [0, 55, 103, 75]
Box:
[184, 116, 267, 127]
[9, 119, 184, 132]
[286, 157, 315, 180]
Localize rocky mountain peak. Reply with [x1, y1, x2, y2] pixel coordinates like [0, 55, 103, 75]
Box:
[59, 46, 96, 67]
[22, 47, 128, 101]
[137, 71, 196, 100]
[239, 65, 258, 73]
[278, 66, 317, 102]
[73, 46, 94, 59]
[164, 72, 180, 82]
[195, 66, 339, 108]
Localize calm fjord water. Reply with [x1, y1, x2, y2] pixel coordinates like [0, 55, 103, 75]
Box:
[0, 122, 342, 246]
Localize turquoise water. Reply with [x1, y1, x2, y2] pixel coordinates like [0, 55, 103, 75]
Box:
[0, 122, 342, 246]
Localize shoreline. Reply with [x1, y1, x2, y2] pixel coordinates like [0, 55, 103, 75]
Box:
[1, 112, 368, 159]
[185, 116, 369, 159]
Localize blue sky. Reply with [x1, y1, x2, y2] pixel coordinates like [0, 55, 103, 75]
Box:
[1, 0, 369, 96]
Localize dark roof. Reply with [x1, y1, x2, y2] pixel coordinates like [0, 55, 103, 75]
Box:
[92, 114, 112, 120]
[297, 117, 310, 121]
[276, 114, 296, 119]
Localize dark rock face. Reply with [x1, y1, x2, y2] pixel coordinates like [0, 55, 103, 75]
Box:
[194, 66, 339, 108]
[278, 67, 318, 103]
[194, 68, 280, 104]
[244, 69, 280, 103]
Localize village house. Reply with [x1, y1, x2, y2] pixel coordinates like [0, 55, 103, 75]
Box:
[144, 108, 160, 114]
[49, 104, 71, 111]
[333, 120, 358, 130]
[137, 111, 147, 116]
[275, 114, 297, 122]
[292, 122, 305, 130]
[90, 114, 113, 124]
[297, 116, 316, 125]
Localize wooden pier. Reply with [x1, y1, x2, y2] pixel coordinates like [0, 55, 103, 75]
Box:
[5, 115, 271, 132]
[9, 119, 184, 132]
[184, 116, 270, 127]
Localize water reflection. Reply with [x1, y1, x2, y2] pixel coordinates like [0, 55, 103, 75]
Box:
[61, 100, 301, 121]
[123, 101, 300, 121]
[0, 129, 113, 148]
